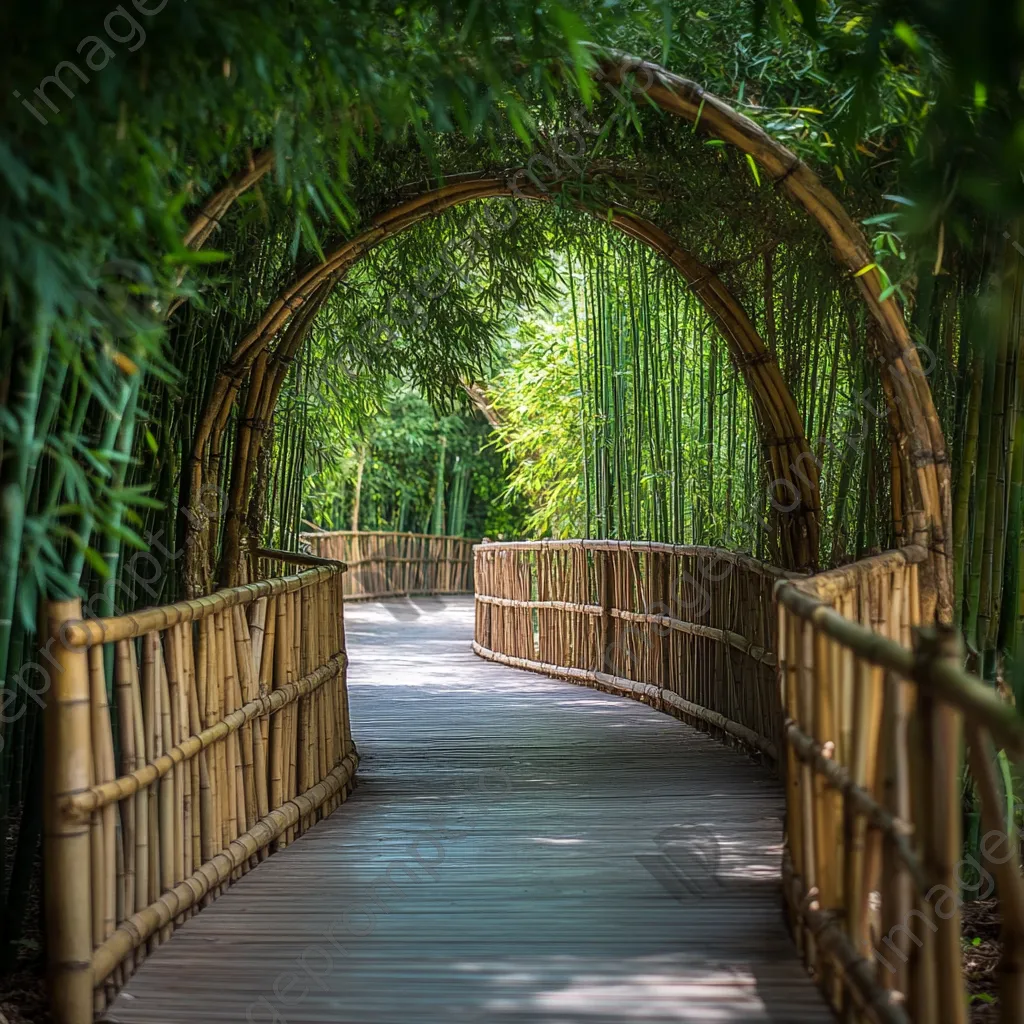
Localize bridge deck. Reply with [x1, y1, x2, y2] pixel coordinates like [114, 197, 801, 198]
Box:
[107, 596, 831, 1023]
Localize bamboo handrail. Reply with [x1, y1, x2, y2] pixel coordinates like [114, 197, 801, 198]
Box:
[777, 573, 1024, 755]
[475, 594, 602, 614]
[776, 546, 1024, 1023]
[475, 537, 800, 579]
[255, 545, 346, 569]
[790, 545, 928, 601]
[62, 564, 341, 647]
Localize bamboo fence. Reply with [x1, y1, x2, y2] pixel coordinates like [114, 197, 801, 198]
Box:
[43, 548, 357, 1024]
[476, 539, 1024, 1024]
[473, 539, 794, 760]
[300, 530, 477, 600]
[776, 546, 1024, 1024]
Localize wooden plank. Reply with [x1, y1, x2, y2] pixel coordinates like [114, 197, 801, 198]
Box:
[106, 597, 831, 1023]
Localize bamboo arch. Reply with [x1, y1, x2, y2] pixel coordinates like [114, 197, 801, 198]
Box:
[181, 54, 948, 617]
[597, 54, 949, 620]
[184, 176, 821, 590]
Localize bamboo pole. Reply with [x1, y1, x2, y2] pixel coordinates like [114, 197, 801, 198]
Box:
[86, 647, 105, 1011]
[156, 641, 174, 941]
[43, 598, 94, 1024]
[127, 640, 147, 956]
[914, 627, 966, 1024]
[114, 641, 136, 933]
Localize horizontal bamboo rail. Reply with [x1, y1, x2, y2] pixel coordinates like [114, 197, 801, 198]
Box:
[473, 539, 792, 760]
[43, 551, 357, 1024]
[776, 545, 1024, 1024]
[299, 529, 478, 600]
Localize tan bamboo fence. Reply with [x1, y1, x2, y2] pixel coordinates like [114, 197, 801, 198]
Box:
[476, 539, 1024, 1023]
[300, 530, 477, 600]
[43, 548, 357, 1024]
[473, 539, 793, 761]
[776, 545, 1024, 1024]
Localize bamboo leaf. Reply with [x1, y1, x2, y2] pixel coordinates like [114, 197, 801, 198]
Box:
[745, 153, 762, 186]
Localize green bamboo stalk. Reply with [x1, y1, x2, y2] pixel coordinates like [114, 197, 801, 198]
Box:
[431, 435, 447, 536]
[953, 354, 984, 630]
[967, 346, 997, 654]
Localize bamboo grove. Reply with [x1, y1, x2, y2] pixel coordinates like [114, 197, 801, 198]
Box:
[489, 217, 1024, 699]
[2, 0, 1024, 995]
[490, 228, 896, 567]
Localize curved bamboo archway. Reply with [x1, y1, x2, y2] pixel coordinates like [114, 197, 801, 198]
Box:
[182, 54, 948, 617]
[596, 54, 949, 619]
[186, 176, 821, 590]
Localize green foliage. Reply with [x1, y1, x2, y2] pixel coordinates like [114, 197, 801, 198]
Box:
[0, 0, 608, 960]
[3, 0, 1024, 968]
[489, 295, 592, 538]
[298, 389, 530, 540]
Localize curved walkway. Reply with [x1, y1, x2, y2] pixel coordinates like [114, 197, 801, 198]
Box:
[106, 596, 831, 1023]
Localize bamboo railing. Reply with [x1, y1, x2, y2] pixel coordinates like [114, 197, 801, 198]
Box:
[777, 545, 1024, 1024]
[473, 539, 793, 760]
[476, 539, 1024, 1023]
[43, 549, 356, 1024]
[300, 529, 477, 600]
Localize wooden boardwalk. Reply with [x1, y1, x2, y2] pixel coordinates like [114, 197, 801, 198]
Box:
[106, 597, 832, 1023]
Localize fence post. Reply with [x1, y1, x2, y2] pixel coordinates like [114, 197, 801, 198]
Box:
[478, 547, 492, 649]
[653, 551, 670, 691]
[597, 550, 612, 674]
[42, 598, 94, 1024]
[965, 721, 1024, 1021]
[912, 624, 966, 1024]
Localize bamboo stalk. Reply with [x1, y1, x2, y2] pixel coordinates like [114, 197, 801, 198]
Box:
[114, 641, 136, 930]
[156, 640, 174, 941]
[43, 598, 94, 1024]
[86, 646, 105, 1003]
